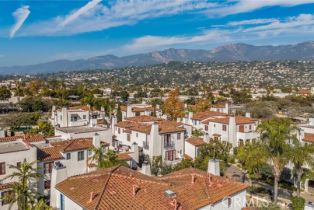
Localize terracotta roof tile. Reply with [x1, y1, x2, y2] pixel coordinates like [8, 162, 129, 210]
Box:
[304, 133, 314, 143]
[203, 116, 258, 125]
[186, 137, 206, 147]
[191, 111, 227, 121]
[0, 134, 45, 143]
[56, 166, 248, 210]
[116, 119, 185, 134]
[38, 138, 93, 161]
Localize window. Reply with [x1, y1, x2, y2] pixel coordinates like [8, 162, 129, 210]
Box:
[165, 150, 175, 161]
[78, 151, 85, 161]
[0, 162, 5, 175]
[118, 128, 121, 134]
[249, 125, 252, 130]
[239, 125, 244, 132]
[66, 153, 71, 160]
[44, 162, 53, 174]
[60, 194, 65, 210]
[16, 162, 21, 169]
[177, 133, 181, 140]
[228, 197, 232, 207]
[127, 134, 131, 142]
[70, 115, 78, 122]
[88, 150, 92, 156]
[1, 191, 13, 206]
[83, 115, 86, 119]
[205, 125, 208, 131]
[44, 180, 51, 189]
[136, 133, 138, 138]
[222, 124, 227, 131]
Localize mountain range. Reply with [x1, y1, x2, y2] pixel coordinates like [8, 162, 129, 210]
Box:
[2, 41, 314, 75]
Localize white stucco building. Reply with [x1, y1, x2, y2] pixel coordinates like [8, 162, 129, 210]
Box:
[121, 103, 162, 120]
[113, 115, 191, 164]
[0, 139, 37, 210]
[50, 105, 106, 128]
[52, 163, 248, 210]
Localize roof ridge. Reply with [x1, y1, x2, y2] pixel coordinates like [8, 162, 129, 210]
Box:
[95, 165, 122, 210]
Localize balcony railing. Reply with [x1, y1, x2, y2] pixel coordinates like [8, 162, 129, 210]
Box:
[164, 142, 175, 149]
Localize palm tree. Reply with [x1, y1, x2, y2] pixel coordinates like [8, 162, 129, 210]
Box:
[99, 150, 128, 169]
[289, 138, 314, 197]
[90, 145, 106, 168]
[1, 159, 42, 210]
[258, 118, 293, 203]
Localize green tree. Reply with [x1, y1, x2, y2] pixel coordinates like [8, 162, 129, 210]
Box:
[194, 140, 232, 172]
[258, 118, 293, 203]
[1, 160, 42, 210]
[291, 196, 305, 210]
[98, 150, 127, 169]
[116, 105, 122, 122]
[0, 86, 11, 100]
[289, 139, 314, 197]
[237, 143, 268, 178]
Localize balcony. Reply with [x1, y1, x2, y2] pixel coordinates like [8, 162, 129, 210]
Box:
[164, 142, 175, 149]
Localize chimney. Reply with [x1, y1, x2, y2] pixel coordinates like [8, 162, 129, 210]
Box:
[131, 142, 139, 163]
[112, 116, 117, 134]
[309, 118, 314, 126]
[127, 105, 132, 118]
[188, 112, 193, 120]
[93, 133, 100, 148]
[207, 159, 220, 176]
[88, 192, 95, 203]
[50, 162, 68, 208]
[100, 106, 105, 112]
[225, 103, 229, 114]
[51, 105, 56, 119]
[191, 174, 195, 184]
[132, 185, 140, 196]
[61, 107, 68, 127]
[149, 122, 160, 157]
[141, 161, 151, 176]
[228, 116, 237, 147]
[245, 112, 251, 118]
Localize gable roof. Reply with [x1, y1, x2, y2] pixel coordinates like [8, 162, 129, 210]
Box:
[116, 119, 185, 134]
[191, 111, 227, 121]
[56, 166, 247, 210]
[38, 138, 93, 161]
[186, 137, 206, 147]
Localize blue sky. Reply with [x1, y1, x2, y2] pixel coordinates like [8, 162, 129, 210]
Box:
[1, 0, 314, 66]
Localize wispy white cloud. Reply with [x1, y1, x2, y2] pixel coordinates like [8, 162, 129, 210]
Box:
[20, 0, 215, 36]
[124, 30, 230, 52]
[123, 13, 314, 53]
[10, 5, 30, 38]
[59, 0, 102, 27]
[227, 18, 278, 26]
[206, 0, 314, 16]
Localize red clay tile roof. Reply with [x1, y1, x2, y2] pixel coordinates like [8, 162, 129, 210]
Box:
[203, 116, 258, 125]
[304, 133, 314, 143]
[0, 136, 22, 143]
[191, 111, 227, 121]
[116, 120, 185, 134]
[126, 115, 163, 123]
[117, 152, 133, 161]
[0, 182, 14, 190]
[186, 137, 206, 146]
[38, 138, 93, 161]
[56, 166, 247, 210]
[298, 89, 311, 95]
[0, 134, 45, 143]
